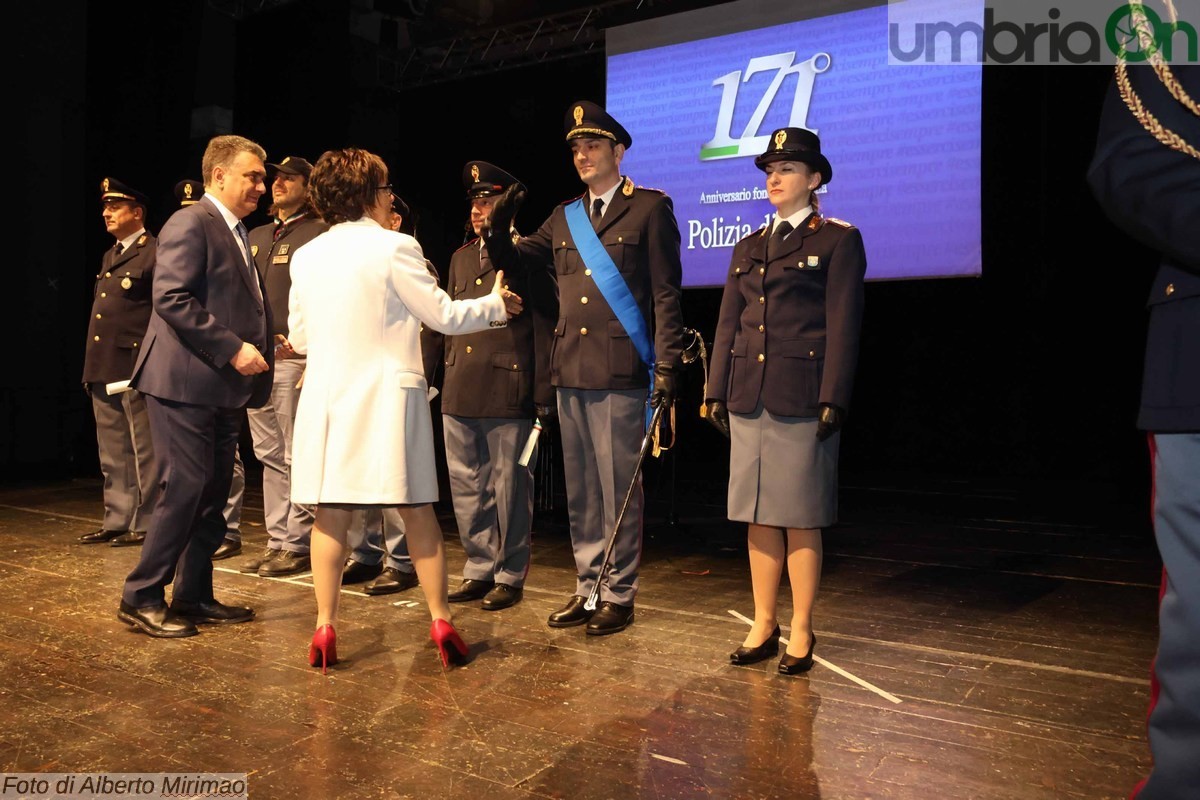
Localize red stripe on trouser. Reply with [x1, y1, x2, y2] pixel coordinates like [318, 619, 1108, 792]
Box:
[1131, 433, 1166, 800]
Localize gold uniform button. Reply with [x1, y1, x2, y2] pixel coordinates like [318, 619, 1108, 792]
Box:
[758, 324, 764, 332]
[757, 354, 765, 363]
[100, 292, 107, 298]
[105, 272, 111, 278]
[1166, 283, 1175, 296]
[758, 296, 765, 304]
[95, 314, 102, 319]
[93, 335, 100, 342]
[561, 241, 567, 247]
[809, 350, 816, 357]
[734, 267, 741, 274]
[585, 268, 592, 276]
[512, 363, 518, 370]
[465, 346, 473, 354]
[759, 267, 765, 275]
[580, 327, 588, 336]
[132, 342, 138, 348]
[580, 296, 589, 304]
[475, 278, 483, 285]
[617, 236, 623, 243]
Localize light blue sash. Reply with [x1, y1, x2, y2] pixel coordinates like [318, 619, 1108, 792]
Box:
[564, 198, 655, 424]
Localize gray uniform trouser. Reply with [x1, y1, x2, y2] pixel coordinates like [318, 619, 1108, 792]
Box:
[349, 509, 413, 573]
[246, 358, 313, 553]
[558, 387, 645, 605]
[223, 448, 244, 541]
[90, 384, 158, 532]
[444, 415, 534, 588]
[1141, 433, 1200, 800]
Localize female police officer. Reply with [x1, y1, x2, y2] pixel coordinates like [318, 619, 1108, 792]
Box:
[705, 128, 866, 674]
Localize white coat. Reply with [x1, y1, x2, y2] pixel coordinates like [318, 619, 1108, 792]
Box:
[288, 217, 506, 504]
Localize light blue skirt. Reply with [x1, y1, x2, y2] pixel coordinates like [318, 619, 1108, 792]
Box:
[728, 405, 839, 529]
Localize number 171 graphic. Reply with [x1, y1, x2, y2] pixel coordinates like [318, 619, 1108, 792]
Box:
[699, 51, 830, 161]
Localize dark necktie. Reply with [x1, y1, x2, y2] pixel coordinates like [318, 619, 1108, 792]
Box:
[272, 220, 286, 242]
[591, 198, 604, 230]
[235, 222, 262, 301]
[113, 242, 124, 257]
[766, 220, 793, 262]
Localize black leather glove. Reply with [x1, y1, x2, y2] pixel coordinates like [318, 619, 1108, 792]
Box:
[650, 363, 677, 409]
[815, 403, 845, 442]
[535, 403, 557, 420]
[704, 400, 730, 439]
[482, 183, 525, 240]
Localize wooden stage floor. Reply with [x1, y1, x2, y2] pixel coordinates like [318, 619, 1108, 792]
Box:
[0, 477, 1160, 798]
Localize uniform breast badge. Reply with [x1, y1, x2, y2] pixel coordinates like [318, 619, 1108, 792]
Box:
[807, 256, 820, 268]
[121, 277, 133, 290]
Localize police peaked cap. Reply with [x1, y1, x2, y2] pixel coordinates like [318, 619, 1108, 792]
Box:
[564, 101, 632, 149]
[174, 179, 203, 206]
[462, 161, 522, 199]
[754, 127, 832, 186]
[100, 176, 149, 207]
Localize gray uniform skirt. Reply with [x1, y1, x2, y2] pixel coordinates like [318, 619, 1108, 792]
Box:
[728, 405, 839, 529]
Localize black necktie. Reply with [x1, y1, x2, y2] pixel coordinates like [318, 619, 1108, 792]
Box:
[113, 242, 124, 257]
[766, 220, 793, 261]
[591, 198, 604, 230]
[273, 220, 285, 242]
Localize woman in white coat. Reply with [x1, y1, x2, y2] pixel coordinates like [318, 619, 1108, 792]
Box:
[288, 148, 522, 672]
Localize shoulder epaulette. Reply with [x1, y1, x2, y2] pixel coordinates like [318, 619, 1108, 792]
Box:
[825, 217, 854, 228]
[559, 192, 587, 207]
[454, 237, 481, 253]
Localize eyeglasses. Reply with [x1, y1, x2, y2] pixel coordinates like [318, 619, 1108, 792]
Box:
[376, 184, 393, 194]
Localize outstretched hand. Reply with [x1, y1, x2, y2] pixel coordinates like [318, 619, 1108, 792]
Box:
[491, 270, 524, 317]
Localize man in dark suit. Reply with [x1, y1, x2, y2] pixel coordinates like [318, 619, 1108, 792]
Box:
[442, 161, 556, 610]
[118, 135, 273, 638]
[237, 156, 327, 578]
[175, 178, 246, 562]
[79, 178, 158, 548]
[1089, 63, 1199, 800]
[484, 102, 684, 635]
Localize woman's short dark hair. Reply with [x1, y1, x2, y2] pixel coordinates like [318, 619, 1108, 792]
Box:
[309, 148, 388, 226]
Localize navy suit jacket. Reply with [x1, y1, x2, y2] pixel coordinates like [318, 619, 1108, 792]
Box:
[130, 196, 274, 409]
[1088, 65, 1199, 432]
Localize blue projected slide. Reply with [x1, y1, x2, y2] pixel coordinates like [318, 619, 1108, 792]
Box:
[607, 2, 982, 285]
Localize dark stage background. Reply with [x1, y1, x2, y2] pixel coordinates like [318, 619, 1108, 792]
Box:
[10, 1, 1158, 516]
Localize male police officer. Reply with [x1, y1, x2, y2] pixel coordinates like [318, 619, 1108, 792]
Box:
[485, 102, 684, 634]
[79, 178, 157, 547]
[443, 161, 555, 610]
[238, 156, 328, 577]
[1089, 63, 1199, 800]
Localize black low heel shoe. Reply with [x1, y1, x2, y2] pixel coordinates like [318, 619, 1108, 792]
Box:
[779, 634, 816, 675]
[730, 625, 782, 665]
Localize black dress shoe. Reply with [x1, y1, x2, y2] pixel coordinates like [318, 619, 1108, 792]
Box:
[80, 529, 125, 544]
[342, 559, 383, 584]
[169, 598, 255, 625]
[779, 634, 817, 675]
[211, 538, 242, 561]
[447, 578, 495, 603]
[481, 584, 523, 611]
[586, 601, 635, 636]
[364, 567, 419, 596]
[118, 601, 198, 638]
[730, 625, 782, 665]
[548, 595, 595, 628]
[259, 550, 310, 577]
[110, 531, 146, 547]
[240, 547, 277, 574]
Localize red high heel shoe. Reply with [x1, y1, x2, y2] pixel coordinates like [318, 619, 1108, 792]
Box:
[430, 619, 469, 667]
[309, 624, 338, 674]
